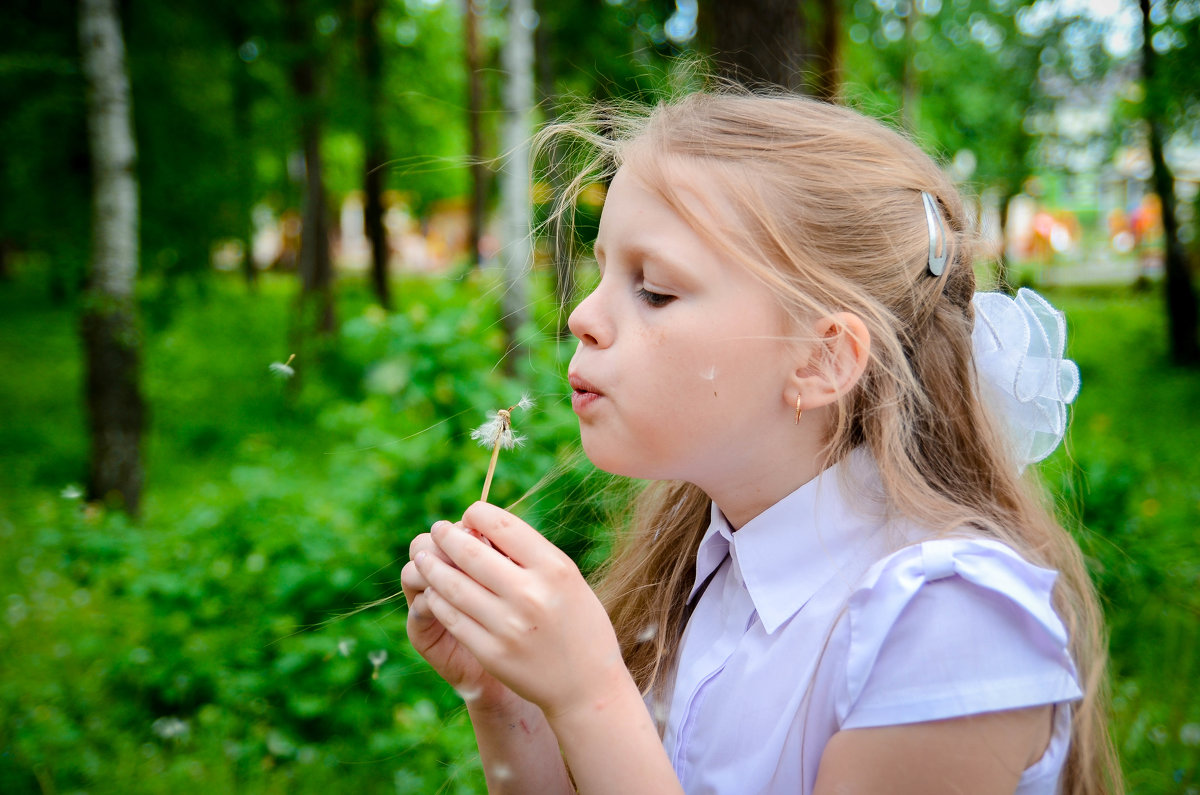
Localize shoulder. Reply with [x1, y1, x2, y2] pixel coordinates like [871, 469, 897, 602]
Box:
[835, 537, 1082, 730]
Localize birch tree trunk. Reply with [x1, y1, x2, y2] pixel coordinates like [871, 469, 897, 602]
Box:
[499, 0, 534, 355]
[79, 0, 145, 514]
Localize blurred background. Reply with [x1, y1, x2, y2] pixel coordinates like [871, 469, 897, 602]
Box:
[1, 0, 1198, 791]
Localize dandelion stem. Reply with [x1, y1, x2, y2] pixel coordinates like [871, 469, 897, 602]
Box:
[479, 409, 510, 503]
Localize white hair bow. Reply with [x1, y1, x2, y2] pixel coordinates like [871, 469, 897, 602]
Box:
[971, 288, 1081, 468]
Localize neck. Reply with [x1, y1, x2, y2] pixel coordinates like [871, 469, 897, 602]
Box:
[696, 409, 834, 530]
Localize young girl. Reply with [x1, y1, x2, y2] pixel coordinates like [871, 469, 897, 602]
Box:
[400, 92, 1120, 794]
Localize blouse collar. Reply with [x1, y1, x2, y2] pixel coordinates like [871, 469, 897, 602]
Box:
[690, 448, 892, 634]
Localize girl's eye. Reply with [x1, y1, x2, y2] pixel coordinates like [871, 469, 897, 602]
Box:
[636, 287, 676, 308]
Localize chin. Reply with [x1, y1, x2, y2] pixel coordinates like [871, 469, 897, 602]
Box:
[579, 434, 676, 481]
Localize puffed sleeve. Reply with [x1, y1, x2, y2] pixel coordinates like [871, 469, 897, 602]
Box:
[837, 537, 1083, 730]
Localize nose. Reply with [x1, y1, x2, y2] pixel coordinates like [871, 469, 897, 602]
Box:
[567, 284, 613, 348]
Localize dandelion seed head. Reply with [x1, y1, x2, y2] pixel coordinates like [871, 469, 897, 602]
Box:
[470, 412, 509, 448]
[471, 410, 526, 450]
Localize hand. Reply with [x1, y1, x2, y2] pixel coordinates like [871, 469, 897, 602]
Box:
[401, 524, 515, 709]
[415, 502, 630, 721]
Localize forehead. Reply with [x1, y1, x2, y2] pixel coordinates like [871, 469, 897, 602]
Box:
[598, 158, 729, 246]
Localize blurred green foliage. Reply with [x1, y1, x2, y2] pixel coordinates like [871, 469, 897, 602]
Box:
[0, 269, 614, 793]
[1, 272, 1198, 792]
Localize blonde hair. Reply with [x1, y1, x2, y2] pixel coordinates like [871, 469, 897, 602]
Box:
[538, 90, 1120, 794]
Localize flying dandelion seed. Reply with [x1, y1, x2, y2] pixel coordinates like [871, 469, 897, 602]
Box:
[471, 394, 534, 503]
[269, 353, 296, 379]
[151, 716, 190, 741]
[651, 698, 670, 726]
[455, 685, 483, 703]
[61, 484, 83, 500]
[337, 638, 356, 658]
[368, 649, 388, 680]
[636, 624, 658, 643]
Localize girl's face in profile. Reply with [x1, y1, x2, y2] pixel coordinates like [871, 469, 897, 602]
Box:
[567, 163, 801, 490]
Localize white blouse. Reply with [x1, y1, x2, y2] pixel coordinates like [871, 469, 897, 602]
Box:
[656, 450, 1083, 794]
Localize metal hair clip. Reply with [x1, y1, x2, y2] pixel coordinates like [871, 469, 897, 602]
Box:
[921, 191, 947, 276]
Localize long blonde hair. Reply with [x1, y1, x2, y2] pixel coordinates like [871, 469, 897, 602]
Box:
[538, 90, 1120, 794]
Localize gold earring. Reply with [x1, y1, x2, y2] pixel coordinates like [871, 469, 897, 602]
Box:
[794, 395, 803, 425]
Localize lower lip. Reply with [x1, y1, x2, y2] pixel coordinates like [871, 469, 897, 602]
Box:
[571, 390, 601, 414]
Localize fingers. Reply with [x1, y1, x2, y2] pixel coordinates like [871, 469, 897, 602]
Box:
[404, 525, 460, 614]
[431, 520, 523, 597]
[461, 501, 562, 568]
[419, 581, 501, 662]
[415, 546, 522, 637]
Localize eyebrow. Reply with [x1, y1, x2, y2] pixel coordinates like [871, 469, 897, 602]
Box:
[595, 239, 689, 278]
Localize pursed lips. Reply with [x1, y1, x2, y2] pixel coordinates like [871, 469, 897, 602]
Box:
[568, 373, 603, 397]
[568, 372, 604, 413]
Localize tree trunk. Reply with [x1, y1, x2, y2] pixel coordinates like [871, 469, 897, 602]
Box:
[288, 0, 335, 335]
[1141, 0, 1199, 365]
[299, 120, 335, 333]
[498, 0, 535, 359]
[465, 0, 487, 269]
[995, 187, 1017, 295]
[901, 5, 918, 132]
[534, 0, 575, 336]
[79, 0, 145, 514]
[231, 18, 258, 290]
[359, 0, 391, 309]
[812, 0, 841, 101]
[699, 0, 805, 90]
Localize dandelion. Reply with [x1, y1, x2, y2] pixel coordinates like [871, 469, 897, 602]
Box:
[368, 649, 388, 680]
[470, 394, 533, 503]
[269, 353, 296, 379]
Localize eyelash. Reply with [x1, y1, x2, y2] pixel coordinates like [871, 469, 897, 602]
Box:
[636, 287, 676, 308]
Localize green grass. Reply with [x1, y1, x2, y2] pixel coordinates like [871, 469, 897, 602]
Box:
[0, 271, 1197, 792]
[1046, 288, 1200, 791]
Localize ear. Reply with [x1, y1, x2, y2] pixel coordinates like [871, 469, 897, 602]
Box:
[787, 312, 871, 410]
